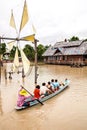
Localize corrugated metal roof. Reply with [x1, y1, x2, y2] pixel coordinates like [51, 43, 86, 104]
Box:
[54, 40, 83, 48]
[63, 46, 86, 55]
[42, 46, 57, 56]
[42, 40, 87, 56]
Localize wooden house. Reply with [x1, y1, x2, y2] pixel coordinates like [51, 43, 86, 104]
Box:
[42, 40, 87, 67]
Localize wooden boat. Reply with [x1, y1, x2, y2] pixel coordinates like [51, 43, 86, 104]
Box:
[15, 81, 70, 110]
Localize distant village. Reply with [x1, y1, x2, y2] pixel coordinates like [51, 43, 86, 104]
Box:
[1, 36, 87, 68]
[42, 38, 87, 67]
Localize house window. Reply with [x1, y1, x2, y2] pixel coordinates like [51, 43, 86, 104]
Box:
[84, 55, 87, 59]
[60, 56, 62, 60]
[57, 56, 59, 60]
[55, 56, 57, 60]
[57, 56, 61, 60]
[48, 57, 53, 60]
[65, 56, 67, 60]
[63, 56, 65, 60]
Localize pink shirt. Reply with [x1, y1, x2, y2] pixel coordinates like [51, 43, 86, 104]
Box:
[17, 87, 29, 107]
[17, 95, 28, 107]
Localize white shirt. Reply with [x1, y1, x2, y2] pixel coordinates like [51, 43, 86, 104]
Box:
[40, 85, 49, 95]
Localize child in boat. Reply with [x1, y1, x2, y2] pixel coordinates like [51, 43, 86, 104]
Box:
[54, 79, 60, 91]
[50, 79, 55, 91]
[40, 82, 52, 97]
[64, 78, 70, 85]
[33, 85, 41, 99]
[60, 78, 70, 86]
[17, 85, 30, 107]
[46, 81, 54, 93]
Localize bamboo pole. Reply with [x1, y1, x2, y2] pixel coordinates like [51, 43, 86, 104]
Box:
[34, 39, 39, 85]
[0, 36, 29, 41]
[34, 39, 37, 85]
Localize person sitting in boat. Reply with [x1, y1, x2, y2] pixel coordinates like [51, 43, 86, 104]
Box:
[60, 78, 70, 86]
[46, 81, 54, 93]
[64, 78, 70, 85]
[17, 86, 30, 107]
[33, 85, 41, 99]
[54, 79, 60, 91]
[50, 79, 55, 91]
[40, 82, 52, 97]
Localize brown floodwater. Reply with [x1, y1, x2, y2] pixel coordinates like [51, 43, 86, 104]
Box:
[0, 63, 87, 130]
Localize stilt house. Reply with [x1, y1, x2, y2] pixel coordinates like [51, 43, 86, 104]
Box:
[42, 40, 87, 67]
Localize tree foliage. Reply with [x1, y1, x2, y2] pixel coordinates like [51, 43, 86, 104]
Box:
[23, 44, 49, 61]
[37, 44, 49, 61]
[23, 44, 35, 61]
[10, 46, 16, 58]
[0, 42, 56, 62]
[37, 44, 44, 61]
[69, 36, 79, 41]
[9, 46, 21, 60]
[0, 43, 6, 54]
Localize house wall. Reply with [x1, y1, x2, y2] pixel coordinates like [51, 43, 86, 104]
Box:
[43, 55, 87, 66]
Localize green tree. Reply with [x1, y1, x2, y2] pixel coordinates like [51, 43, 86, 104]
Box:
[37, 44, 48, 61]
[9, 43, 50, 62]
[0, 43, 6, 54]
[69, 36, 79, 41]
[23, 44, 35, 61]
[9, 46, 18, 59]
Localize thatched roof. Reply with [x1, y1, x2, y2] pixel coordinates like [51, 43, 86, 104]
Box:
[42, 40, 87, 56]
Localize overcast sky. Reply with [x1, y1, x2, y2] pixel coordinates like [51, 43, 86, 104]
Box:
[0, 0, 87, 45]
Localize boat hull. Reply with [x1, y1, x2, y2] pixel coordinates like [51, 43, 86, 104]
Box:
[15, 83, 69, 110]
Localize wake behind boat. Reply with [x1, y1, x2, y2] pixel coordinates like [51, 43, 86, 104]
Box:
[15, 81, 70, 110]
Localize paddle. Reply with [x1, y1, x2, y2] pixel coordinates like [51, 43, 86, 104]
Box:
[21, 85, 44, 105]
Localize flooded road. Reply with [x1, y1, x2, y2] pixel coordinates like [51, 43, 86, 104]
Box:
[0, 63, 87, 130]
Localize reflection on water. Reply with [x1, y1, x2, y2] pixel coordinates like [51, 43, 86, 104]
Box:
[0, 63, 87, 130]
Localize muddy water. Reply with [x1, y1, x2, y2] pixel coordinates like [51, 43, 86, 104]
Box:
[0, 63, 87, 130]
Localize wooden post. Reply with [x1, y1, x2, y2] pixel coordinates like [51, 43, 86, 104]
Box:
[34, 39, 37, 85]
[34, 39, 39, 85]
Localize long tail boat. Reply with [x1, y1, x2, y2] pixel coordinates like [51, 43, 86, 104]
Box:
[15, 81, 70, 110]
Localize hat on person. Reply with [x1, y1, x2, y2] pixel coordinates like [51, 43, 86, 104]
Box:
[19, 89, 28, 96]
